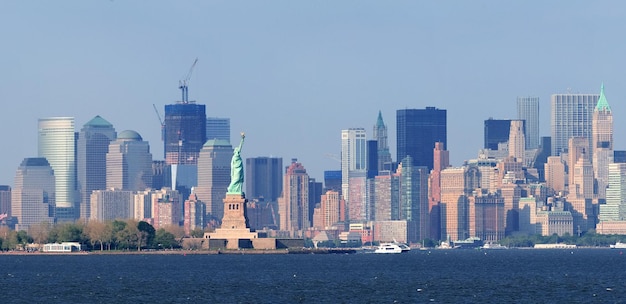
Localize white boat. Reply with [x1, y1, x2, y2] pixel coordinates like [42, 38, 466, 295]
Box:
[374, 242, 410, 254]
[436, 241, 459, 250]
[610, 242, 626, 249]
[481, 243, 508, 250]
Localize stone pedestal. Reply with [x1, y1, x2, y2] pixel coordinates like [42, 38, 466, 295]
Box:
[206, 193, 259, 249]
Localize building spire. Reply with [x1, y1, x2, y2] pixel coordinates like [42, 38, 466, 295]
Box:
[376, 110, 384, 128]
[596, 83, 611, 112]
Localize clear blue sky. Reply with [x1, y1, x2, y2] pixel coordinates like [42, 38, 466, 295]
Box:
[1, 1, 625, 185]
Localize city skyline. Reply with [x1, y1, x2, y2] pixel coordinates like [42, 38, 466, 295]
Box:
[2, 1, 626, 185]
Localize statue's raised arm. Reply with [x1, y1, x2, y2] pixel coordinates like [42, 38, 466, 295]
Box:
[227, 132, 245, 195]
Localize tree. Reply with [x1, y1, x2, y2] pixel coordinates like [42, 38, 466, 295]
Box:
[190, 228, 205, 238]
[137, 221, 156, 251]
[85, 221, 112, 251]
[29, 222, 52, 245]
[155, 228, 178, 249]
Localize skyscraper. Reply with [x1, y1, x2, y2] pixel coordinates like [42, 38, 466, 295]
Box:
[508, 120, 526, 164]
[77, 115, 116, 220]
[38, 117, 76, 221]
[440, 167, 468, 241]
[592, 84, 613, 200]
[245, 157, 283, 202]
[428, 142, 449, 240]
[278, 159, 310, 237]
[11, 158, 55, 231]
[164, 102, 206, 165]
[599, 163, 626, 221]
[206, 117, 231, 142]
[517, 97, 540, 149]
[0, 185, 10, 217]
[484, 118, 512, 150]
[196, 139, 233, 222]
[551, 92, 598, 156]
[106, 130, 153, 191]
[373, 111, 392, 171]
[397, 107, 446, 171]
[399, 156, 429, 242]
[341, 128, 367, 221]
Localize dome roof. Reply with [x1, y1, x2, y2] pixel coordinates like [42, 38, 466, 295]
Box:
[118, 130, 143, 141]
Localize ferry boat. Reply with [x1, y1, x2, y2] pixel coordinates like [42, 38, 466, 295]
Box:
[374, 242, 410, 254]
[610, 242, 626, 249]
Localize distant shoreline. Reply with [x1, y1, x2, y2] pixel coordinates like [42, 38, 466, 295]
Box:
[0, 248, 358, 255]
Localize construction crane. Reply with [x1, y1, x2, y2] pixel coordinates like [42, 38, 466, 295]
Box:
[153, 104, 165, 141]
[179, 58, 198, 104]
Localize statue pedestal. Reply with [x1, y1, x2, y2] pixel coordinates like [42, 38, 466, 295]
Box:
[206, 193, 259, 249]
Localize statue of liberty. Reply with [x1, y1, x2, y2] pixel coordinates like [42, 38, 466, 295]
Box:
[227, 132, 245, 194]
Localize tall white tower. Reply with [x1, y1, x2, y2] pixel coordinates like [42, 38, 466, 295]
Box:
[341, 128, 367, 222]
[38, 117, 76, 221]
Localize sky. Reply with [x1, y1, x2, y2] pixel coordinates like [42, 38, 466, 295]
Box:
[1, 1, 626, 185]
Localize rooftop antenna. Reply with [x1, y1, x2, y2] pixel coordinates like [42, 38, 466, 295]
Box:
[179, 58, 198, 104]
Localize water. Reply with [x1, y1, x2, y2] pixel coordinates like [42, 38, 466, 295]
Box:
[1, 249, 625, 303]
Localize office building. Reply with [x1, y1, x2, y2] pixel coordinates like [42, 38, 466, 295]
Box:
[468, 192, 505, 242]
[278, 159, 310, 237]
[517, 97, 540, 149]
[545, 156, 566, 195]
[324, 170, 341, 192]
[90, 189, 134, 221]
[206, 117, 230, 142]
[77, 115, 116, 220]
[568, 137, 589, 187]
[374, 173, 400, 221]
[151, 188, 182, 229]
[0, 185, 10, 217]
[163, 102, 206, 165]
[38, 117, 76, 221]
[341, 128, 367, 220]
[318, 190, 345, 229]
[196, 139, 233, 222]
[592, 84, 613, 200]
[11, 158, 55, 231]
[551, 92, 598, 156]
[484, 118, 512, 150]
[428, 142, 449, 240]
[508, 120, 526, 164]
[397, 107, 446, 171]
[245, 157, 283, 202]
[600, 163, 626, 221]
[106, 130, 153, 191]
[440, 167, 468, 241]
[399, 156, 429, 242]
[373, 111, 393, 171]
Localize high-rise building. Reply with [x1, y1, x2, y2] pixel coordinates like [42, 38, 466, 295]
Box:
[568, 137, 589, 187]
[164, 102, 206, 165]
[38, 117, 76, 221]
[324, 170, 342, 192]
[278, 159, 309, 237]
[600, 163, 626, 221]
[439, 167, 468, 241]
[399, 156, 429, 242]
[373, 111, 392, 172]
[517, 97, 540, 149]
[374, 173, 400, 221]
[397, 107, 446, 171]
[196, 139, 233, 222]
[0, 185, 10, 217]
[545, 156, 566, 195]
[206, 117, 230, 142]
[428, 142, 449, 240]
[11, 158, 55, 231]
[245, 157, 283, 202]
[592, 84, 613, 200]
[77, 115, 116, 220]
[90, 189, 134, 221]
[484, 118, 512, 150]
[151, 188, 182, 229]
[508, 120, 526, 164]
[341, 128, 367, 221]
[308, 178, 323, 225]
[468, 192, 505, 242]
[551, 92, 598, 157]
[318, 190, 345, 229]
[106, 130, 153, 191]
[184, 193, 206, 235]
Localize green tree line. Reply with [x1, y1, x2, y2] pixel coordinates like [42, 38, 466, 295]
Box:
[0, 220, 207, 251]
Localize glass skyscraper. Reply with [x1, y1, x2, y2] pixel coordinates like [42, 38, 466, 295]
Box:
[106, 130, 153, 191]
[164, 102, 206, 165]
[484, 118, 512, 150]
[206, 117, 230, 142]
[396, 107, 446, 171]
[551, 93, 598, 156]
[517, 97, 540, 149]
[38, 117, 76, 221]
[196, 139, 233, 222]
[245, 157, 283, 202]
[77, 115, 116, 220]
